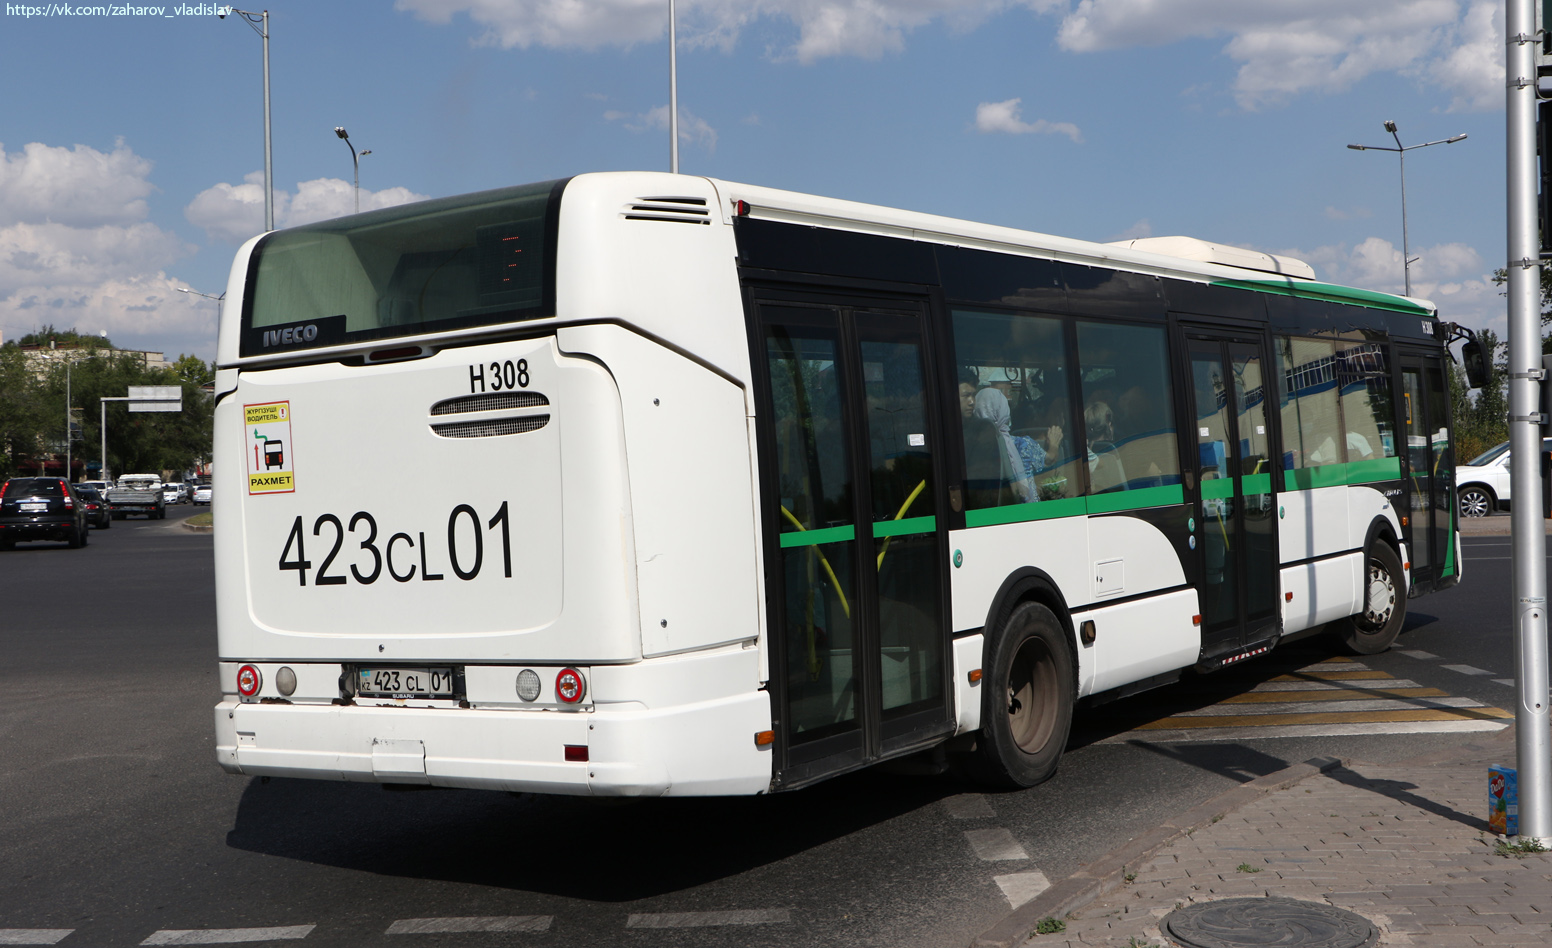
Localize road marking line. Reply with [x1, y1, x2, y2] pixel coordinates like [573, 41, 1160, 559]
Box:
[964, 828, 1029, 861]
[140, 927, 314, 945]
[1220, 686, 1447, 703]
[1441, 664, 1494, 676]
[386, 917, 551, 934]
[1099, 719, 1508, 743]
[625, 910, 791, 929]
[1397, 649, 1439, 659]
[943, 794, 995, 819]
[1265, 670, 1392, 681]
[1243, 678, 1426, 693]
[1167, 696, 1486, 717]
[0, 932, 73, 946]
[1494, 679, 1517, 687]
[993, 870, 1051, 909]
[1135, 707, 1511, 729]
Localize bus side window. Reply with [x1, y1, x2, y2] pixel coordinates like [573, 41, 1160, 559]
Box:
[1075, 321, 1181, 494]
[1334, 340, 1397, 462]
[1276, 336, 1346, 477]
[950, 309, 1080, 507]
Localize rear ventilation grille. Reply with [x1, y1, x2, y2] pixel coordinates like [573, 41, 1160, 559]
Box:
[431, 392, 550, 415]
[623, 196, 711, 225]
[431, 416, 550, 439]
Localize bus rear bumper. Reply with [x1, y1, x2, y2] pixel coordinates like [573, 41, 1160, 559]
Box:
[214, 689, 773, 797]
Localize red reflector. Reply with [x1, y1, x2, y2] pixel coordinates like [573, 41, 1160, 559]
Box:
[236, 664, 262, 697]
[555, 667, 586, 704]
[369, 346, 423, 362]
[564, 744, 589, 762]
[1192, 615, 1202, 626]
[733, 199, 750, 216]
[1285, 592, 1293, 602]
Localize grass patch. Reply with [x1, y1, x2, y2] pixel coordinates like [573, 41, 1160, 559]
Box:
[1495, 837, 1549, 858]
[187, 512, 213, 527]
[1235, 863, 1262, 873]
[1031, 916, 1066, 935]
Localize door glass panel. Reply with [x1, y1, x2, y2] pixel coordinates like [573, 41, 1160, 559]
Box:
[1230, 343, 1276, 627]
[1424, 364, 1453, 575]
[860, 329, 943, 719]
[1401, 367, 1432, 571]
[765, 321, 859, 744]
[1191, 344, 1237, 634]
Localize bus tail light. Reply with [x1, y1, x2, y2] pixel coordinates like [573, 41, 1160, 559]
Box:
[1192, 615, 1202, 626]
[564, 744, 589, 762]
[237, 664, 263, 697]
[555, 668, 585, 704]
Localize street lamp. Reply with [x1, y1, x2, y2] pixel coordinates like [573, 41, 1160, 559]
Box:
[1347, 121, 1468, 297]
[333, 127, 371, 214]
[219, 6, 274, 232]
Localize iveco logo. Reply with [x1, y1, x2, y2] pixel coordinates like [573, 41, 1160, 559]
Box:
[262, 325, 319, 347]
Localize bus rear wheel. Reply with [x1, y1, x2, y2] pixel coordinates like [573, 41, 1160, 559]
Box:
[1334, 542, 1406, 655]
[973, 601, 1074, 789]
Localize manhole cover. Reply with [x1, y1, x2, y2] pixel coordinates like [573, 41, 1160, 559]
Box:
[1161, 897, 1377, 948]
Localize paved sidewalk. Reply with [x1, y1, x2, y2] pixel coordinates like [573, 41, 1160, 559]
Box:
[981, 727, 1552, 947]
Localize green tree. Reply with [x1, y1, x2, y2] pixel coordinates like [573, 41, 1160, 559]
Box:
[6, 324, 115, 350]
[0, 346, 49, 479]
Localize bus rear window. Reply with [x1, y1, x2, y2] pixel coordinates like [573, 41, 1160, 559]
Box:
[240, 178, 566, 356]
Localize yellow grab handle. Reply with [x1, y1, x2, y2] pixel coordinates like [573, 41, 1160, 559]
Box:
[779, 505, 851, 619]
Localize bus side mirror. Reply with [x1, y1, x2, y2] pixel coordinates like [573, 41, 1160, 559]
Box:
[1460, 339, 1487, 389]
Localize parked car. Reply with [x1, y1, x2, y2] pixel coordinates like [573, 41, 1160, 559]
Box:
[163, 483, 186, 505]
[107, 474, 166, 519]
[0, 477, 90, 549]
[192, 484, 212, 505]
[1456, 438, 1552, 518]
[74, 485, 112, 529]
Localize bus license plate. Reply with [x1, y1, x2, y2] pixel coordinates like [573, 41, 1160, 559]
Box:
[356, 666, 456, 698]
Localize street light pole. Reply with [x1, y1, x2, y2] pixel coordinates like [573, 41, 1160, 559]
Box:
[668, 0, 678, 174]
[333, 127, 371, 214]
[220, 7, 273, 231]
[1346, 122, 1467, 297]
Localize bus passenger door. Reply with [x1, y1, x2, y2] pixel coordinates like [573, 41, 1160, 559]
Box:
[1398, 350, 1456, 586]
[754, 296, 954, 788]
[1184, 333, 1280, 661]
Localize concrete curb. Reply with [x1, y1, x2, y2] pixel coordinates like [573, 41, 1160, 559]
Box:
[180, 520, 212, 533]
[973, 755, 1344, 948]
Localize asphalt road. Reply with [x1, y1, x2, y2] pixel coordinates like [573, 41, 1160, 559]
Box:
[0, 510, 1536, 948]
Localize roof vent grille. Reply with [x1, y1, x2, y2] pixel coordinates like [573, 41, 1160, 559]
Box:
[431, 392, 550, 415]
[623, 196, 712, 225]
[431, 416, 550, 439]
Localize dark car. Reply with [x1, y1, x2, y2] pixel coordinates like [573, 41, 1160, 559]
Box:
[0, 477, 90, 549]
[74, 485, 112, 530]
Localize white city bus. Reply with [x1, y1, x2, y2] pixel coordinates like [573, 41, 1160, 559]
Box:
[212, 172, 1464, 795]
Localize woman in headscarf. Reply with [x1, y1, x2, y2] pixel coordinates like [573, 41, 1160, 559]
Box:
[974, 386, 1036, 503]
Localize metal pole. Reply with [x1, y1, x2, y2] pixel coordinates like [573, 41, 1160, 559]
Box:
[261, 9, 273, 231]
[1398, 148, 1411, 296]
[1506, 0, 1551, 845]
[100, 399, 107, 487]
[64, 362, 70, 482]
[353, 147, 359, 214]
[668, 0, 678, 174]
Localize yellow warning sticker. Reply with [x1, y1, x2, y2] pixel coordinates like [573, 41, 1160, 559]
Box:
[245, 400, 295, 495]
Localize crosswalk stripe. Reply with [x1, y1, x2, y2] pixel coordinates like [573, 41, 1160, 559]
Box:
[386, 917, 551, 935]
[1240, 677, 1428, 692]
[1218, 686, 1447, 703]
[1168, 696, 1486, 716]
[625, 910, 790, 929]
[1135, 707, 1512, 729]
[0, 932, 74, 946]
[140, 927, 314, 945]
[1103, 719, 1509, 743]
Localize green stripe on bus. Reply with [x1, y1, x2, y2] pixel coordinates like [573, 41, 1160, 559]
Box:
[1209, 278, 1434, 317]
[778, 524, 855, 547]
[1201, 478, 1234, 500]
[1346, 456, 1403, 483]
[872, 516, 936, 538]
[1242, 472, 1272, 495]
[1283, 457, 1403, 491]
[965, 484, 1184, 526]
[965, 497, 1087, 527]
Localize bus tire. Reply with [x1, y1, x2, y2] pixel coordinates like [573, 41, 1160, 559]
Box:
[1334, 542, 1406, 655]
[972, 601, 1075, 789]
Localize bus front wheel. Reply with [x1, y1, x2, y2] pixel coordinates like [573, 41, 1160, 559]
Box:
[1334, 543, 1406, 655]
[973, 601, 1075, 789]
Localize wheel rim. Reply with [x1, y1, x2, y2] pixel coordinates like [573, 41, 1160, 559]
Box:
[1460, 491, 1489, 518]
[1007, 636, 1059, 754]
[1363, 559, 1396, 629]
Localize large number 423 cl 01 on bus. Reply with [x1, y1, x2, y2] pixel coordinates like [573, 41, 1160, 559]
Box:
[212, 172, 1469, 795]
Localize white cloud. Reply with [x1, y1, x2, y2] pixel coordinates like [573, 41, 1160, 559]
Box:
[396, 0, 1066, 62]
[184, 172, 431, 244]
[974, 98, 1083, 141]
[1051, 0, 1500, 112]
[1323, 205, 1372, 221]
[0, 140, 210, 346]
[0, 139, 156, 228]
[606, 105, 719, 150]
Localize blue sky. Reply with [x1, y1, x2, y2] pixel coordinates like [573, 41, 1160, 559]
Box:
[0, 0, 1508, 361]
